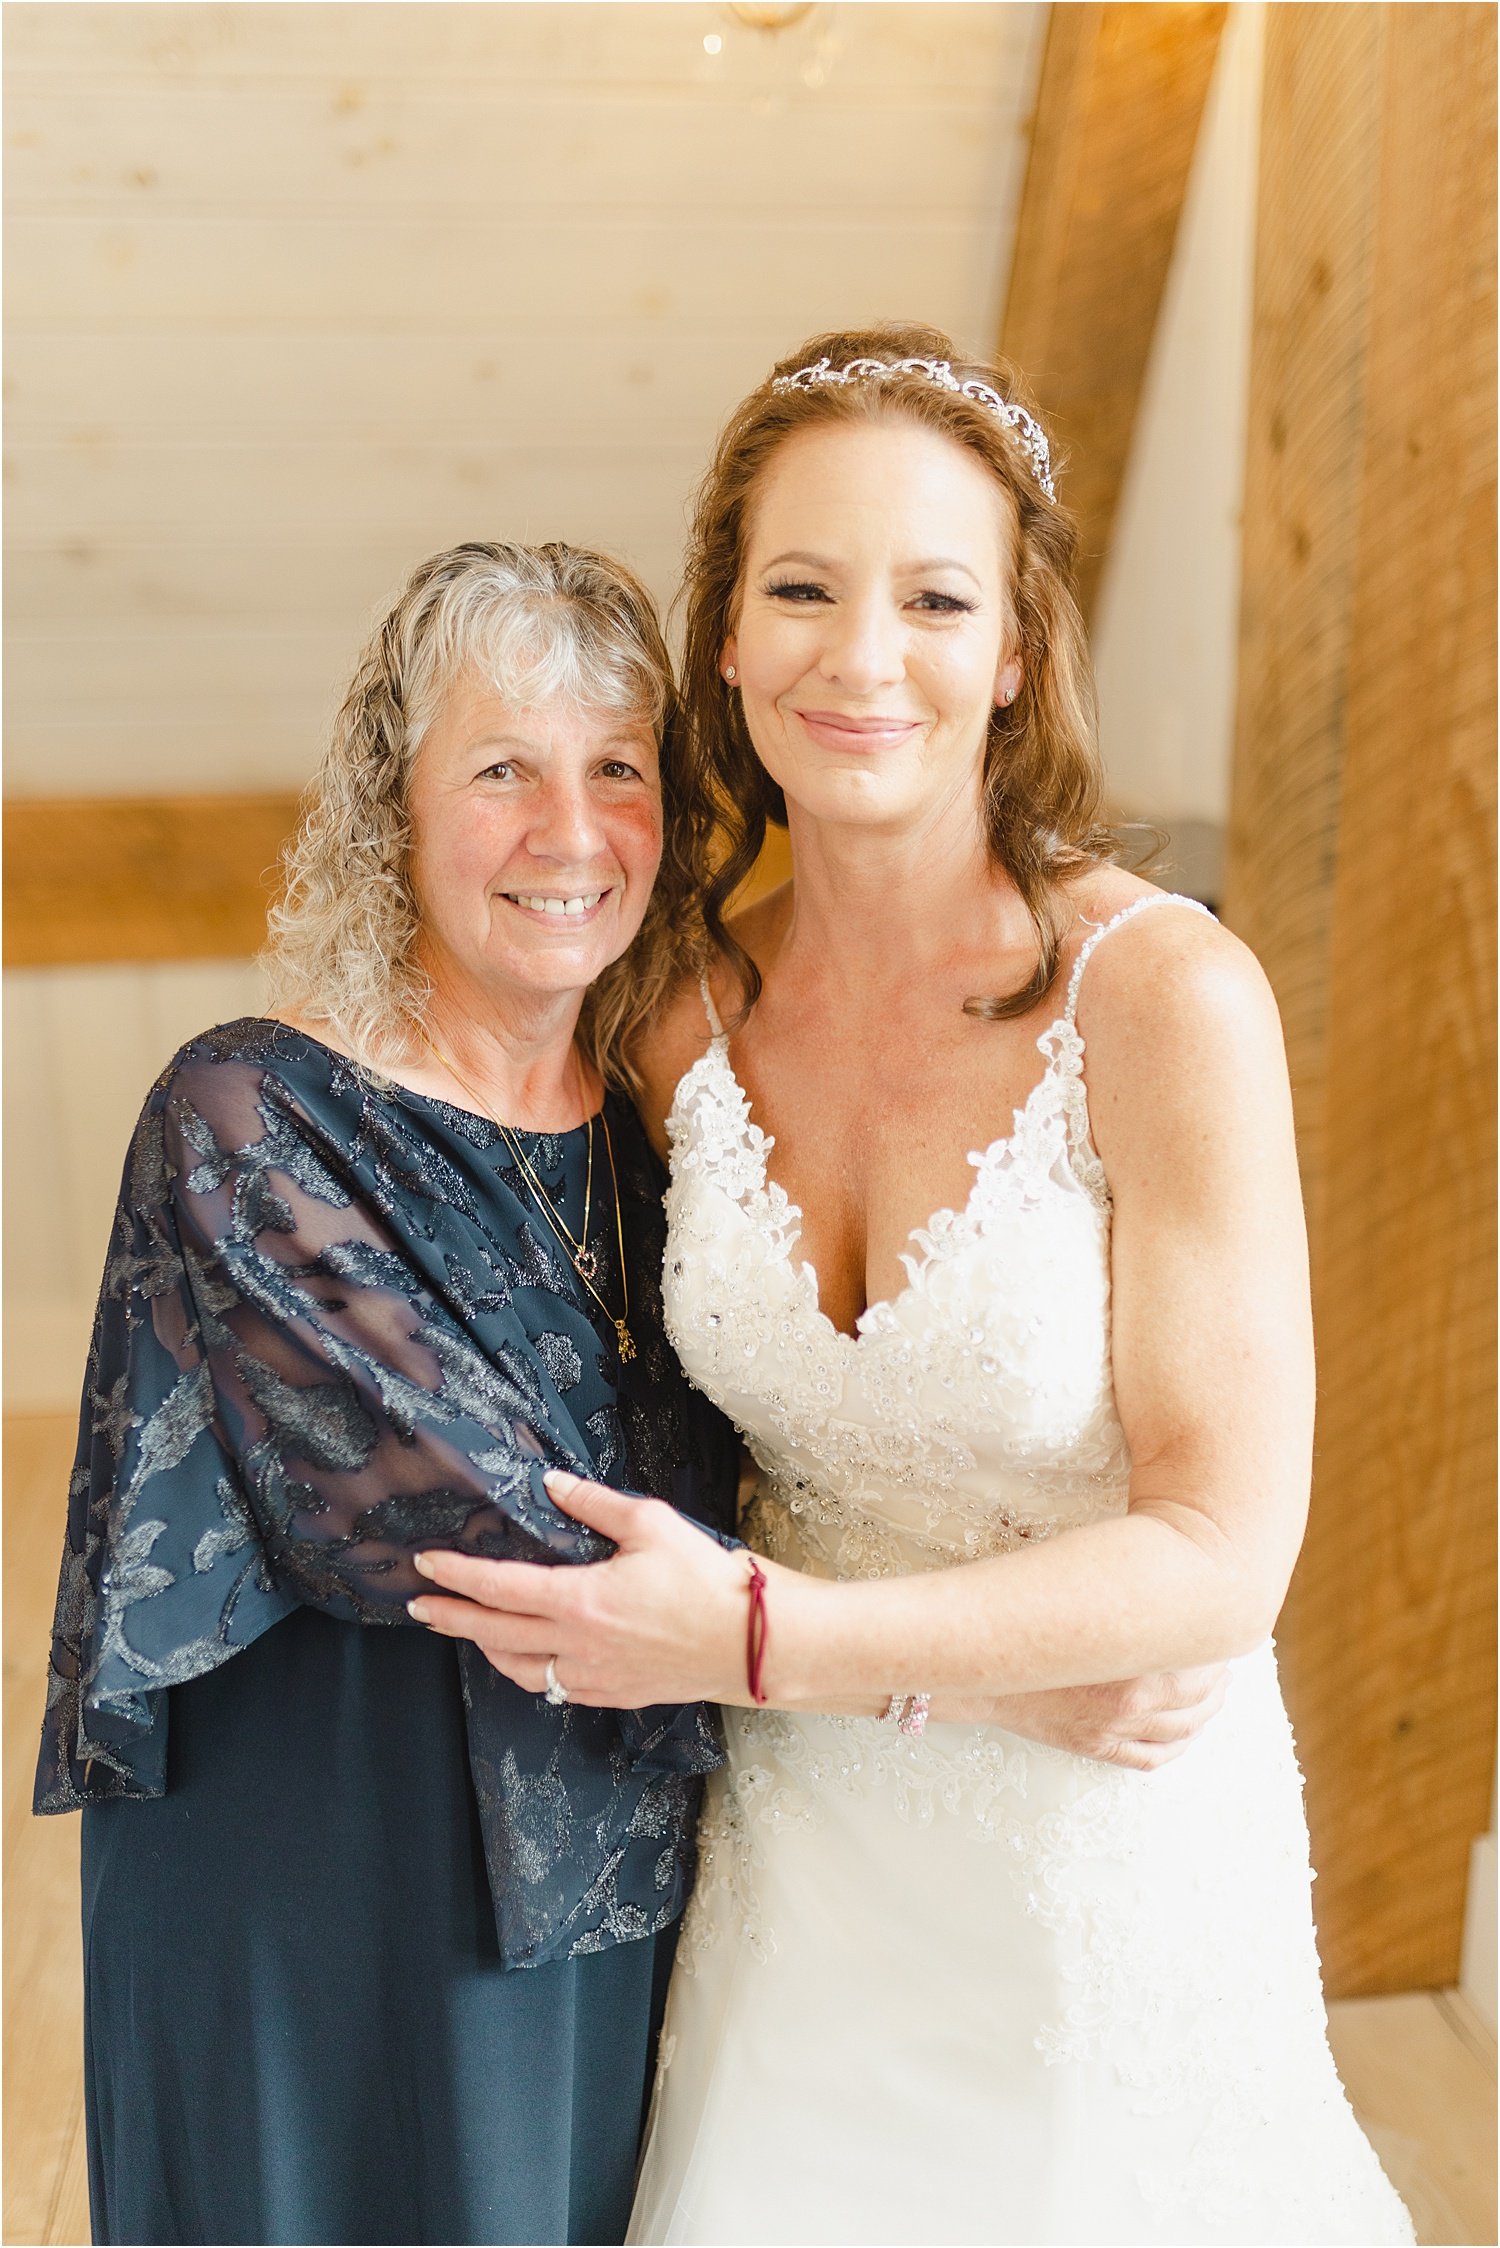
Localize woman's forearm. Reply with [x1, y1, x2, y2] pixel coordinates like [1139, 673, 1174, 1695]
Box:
[405, 1470, 1297, 1722]
[763, 1502, 1287, 1712]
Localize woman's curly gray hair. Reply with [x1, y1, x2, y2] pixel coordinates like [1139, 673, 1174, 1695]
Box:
[264, 541, 709, 1088]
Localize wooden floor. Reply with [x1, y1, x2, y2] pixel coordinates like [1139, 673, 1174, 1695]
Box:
[5, 1412, 1496, 2248]
[5, 1417, 92, 2248]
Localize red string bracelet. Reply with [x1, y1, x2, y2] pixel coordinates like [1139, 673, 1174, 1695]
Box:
[745, 1556, 770, 1705]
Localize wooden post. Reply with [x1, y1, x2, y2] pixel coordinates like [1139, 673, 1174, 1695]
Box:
[1000, 1, 1226, 614]
[1226, 2, 1497, 1995]
[1220, 5, 1387, 1228]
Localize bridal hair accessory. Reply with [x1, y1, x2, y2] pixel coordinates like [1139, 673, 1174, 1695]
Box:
[745, 1556, 771, 1704]
[543, 1656, 569, 1707]
[881, 1692, 932, 1737]
[771, 356, 1057, 503]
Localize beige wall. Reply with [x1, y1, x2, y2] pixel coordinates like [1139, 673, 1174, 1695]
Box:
[1090, 1, 1265, 888]
[4, 960, 269, 1409]
[1080, 0, 1495, 2025]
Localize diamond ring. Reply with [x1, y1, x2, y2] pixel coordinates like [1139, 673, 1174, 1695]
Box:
[544, 1657, 569, 1707]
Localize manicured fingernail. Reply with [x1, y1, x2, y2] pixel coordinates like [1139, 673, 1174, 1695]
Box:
[413, 1553, 435, 1577]
[407, 1598, 430, 1623]
[544, 1470, 576, 1492]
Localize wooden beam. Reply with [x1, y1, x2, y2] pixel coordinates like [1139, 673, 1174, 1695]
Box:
[1221, 3, 1387, 1236]
[1294, 0, 1497, 2000]
[1227, 2, 1496, 1997]
[999, 0, 1226, 615]
[4, 794, 301, 967]
[3, 794, 793, 969]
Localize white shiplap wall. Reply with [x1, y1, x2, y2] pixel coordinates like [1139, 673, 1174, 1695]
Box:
[4, 1, 1046, 1410]
[5, 959, 271, 1408]
[5, 1, 1046, 796]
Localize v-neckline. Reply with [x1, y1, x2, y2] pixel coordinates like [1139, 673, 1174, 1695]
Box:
[700, 1020, 1079, 1347]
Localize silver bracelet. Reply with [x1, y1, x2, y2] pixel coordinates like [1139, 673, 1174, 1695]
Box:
[881, 1692, 931, 1736]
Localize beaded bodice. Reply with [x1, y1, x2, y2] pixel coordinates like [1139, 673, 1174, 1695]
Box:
[662, 895, 1212, 1582]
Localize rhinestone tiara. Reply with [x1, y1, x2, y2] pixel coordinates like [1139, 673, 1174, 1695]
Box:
[770, 354, 1056, 503]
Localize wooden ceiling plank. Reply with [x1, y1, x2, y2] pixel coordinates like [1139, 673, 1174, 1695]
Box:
[5, 84, 1032, 219]
[999, 1, 1226, 614]
[4, 3, 1033, 98]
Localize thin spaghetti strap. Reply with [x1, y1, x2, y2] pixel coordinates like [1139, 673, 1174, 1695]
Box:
[1062, 893, 1214, 1028]
[698, 974, 726, 1041]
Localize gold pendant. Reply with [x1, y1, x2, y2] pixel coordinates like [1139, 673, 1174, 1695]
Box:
[615, 1319, 636, 1362]
[574, 1246, 600, 1286]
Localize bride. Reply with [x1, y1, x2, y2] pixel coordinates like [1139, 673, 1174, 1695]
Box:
[411, 324, 1414, 2245]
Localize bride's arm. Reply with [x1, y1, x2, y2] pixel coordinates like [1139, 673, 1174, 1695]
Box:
[411, 917, 1309, 1710]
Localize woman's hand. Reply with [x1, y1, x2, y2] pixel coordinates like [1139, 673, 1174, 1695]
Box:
[933, 1667, 1230, 1769]
[408, 1469, 760, 1707]
[411, 1468, 1230, 1762]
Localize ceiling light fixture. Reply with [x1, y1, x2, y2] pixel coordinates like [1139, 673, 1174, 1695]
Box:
[726, 4, 815, 30]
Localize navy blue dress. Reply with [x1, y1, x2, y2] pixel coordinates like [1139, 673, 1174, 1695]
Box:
[35, 1021, 739, 2246]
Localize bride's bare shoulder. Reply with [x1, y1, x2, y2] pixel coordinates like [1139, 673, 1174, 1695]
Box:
[638, 968, 714, 1077]
[1057, 870, 1284, 1158]
[1060, 868, 1250, 994]
[627, 979, 705, 1156]
[630, 885, 791, 1153]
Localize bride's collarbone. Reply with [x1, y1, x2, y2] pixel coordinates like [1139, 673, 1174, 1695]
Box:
[719, 987, 1073, 1325]
[732, 1082, 1035, 1337]
[731, 1020, 1049, 1183]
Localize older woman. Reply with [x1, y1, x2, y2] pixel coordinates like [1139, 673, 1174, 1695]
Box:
[33, 542, 738, 2248]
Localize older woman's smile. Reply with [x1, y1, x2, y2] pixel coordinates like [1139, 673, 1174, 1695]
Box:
[499, 887, 611, 920]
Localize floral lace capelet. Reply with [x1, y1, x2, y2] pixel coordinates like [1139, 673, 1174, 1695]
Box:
[34, 1020, 739, 1969]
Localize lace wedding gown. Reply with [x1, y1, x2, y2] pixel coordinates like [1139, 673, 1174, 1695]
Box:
[629, 896, 1413, 2247]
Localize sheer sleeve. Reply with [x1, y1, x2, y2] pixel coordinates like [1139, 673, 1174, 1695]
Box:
[35, 1044, 683, 1816]
[164, 1050, 611, 1607]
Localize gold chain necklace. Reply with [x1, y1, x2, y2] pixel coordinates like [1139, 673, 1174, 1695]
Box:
[420, 1030, 635, 1361]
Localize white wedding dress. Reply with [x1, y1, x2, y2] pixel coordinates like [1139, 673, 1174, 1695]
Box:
[628, 895, 1413, 2248]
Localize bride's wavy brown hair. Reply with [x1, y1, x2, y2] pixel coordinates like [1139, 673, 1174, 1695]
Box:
[678, 320, 1117, 1021]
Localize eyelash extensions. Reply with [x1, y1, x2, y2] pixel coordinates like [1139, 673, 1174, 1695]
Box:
[762, 579, 978, 616]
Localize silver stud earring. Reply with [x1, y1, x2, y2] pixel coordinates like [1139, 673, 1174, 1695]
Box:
[1000, 687, 1015, 705]
[725, 665, 737, 681]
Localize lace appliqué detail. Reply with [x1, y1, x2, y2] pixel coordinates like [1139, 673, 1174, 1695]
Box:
[680, 1706, 1113, 1983]
[663, 1004, 1133, 1586]
[679, 1683, 1410, 2240]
